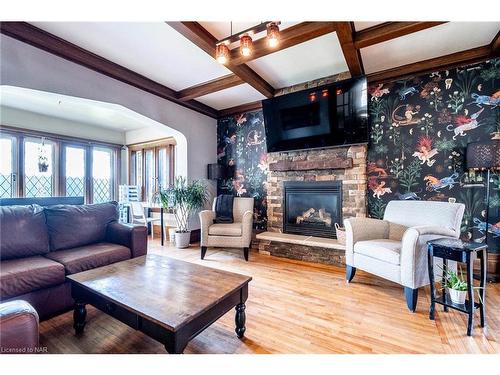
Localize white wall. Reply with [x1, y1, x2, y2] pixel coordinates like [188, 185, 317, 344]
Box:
[0, 106, 126, 144]
[0, 35, 217, 228]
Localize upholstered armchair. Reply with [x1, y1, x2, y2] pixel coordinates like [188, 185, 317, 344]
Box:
[199, 197, 254, 261]
[344, 200, 465, 312]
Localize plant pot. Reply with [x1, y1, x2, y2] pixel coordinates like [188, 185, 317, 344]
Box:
[448, 288, 467, 305]
[175, 230, 191, 249]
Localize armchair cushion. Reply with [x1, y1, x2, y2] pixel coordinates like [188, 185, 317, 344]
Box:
[354, 239, 401, 265]
[208, 223, 242, 236]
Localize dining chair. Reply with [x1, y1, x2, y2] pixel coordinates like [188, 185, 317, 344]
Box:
[130, 202, 161, 239]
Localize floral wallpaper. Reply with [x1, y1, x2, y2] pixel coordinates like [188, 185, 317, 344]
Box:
[217, 59, 499, 250]
[217, 110, 268, 229]
[367, 59, 499, 251]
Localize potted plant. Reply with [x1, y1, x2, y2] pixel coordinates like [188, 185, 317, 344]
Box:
[440, 265, 484, 305]
[443, 268, 468, 304]
[160, 176, 208, 249]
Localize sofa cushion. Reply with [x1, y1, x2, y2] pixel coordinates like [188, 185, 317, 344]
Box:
[354, 239, 401, 265]
[208, 223, 242, 237]
[0, 256, 65, 299]
[44, 202, 119, 251]
[44, 242, 131, 274]
[0, 205, 50, 260]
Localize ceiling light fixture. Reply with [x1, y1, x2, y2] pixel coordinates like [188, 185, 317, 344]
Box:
[266, 22, 280, 48]
[215, 43, 229, 64]
[240, 34, 253, 57]
[214, 21, 281, 64]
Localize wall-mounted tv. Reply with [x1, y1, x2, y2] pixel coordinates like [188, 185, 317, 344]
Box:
[262, 76, 368, 153]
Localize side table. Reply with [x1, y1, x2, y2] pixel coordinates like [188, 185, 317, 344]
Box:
[427, 238, 487, 336]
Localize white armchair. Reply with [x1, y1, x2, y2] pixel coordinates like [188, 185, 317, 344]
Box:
[199, 197, 254, 261]
[344, 200, 465, 312]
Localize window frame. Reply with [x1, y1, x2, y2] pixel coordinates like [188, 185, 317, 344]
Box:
[0, 126, 121, 203]
[128, 138, 175, 202]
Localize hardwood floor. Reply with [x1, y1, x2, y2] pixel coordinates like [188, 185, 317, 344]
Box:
[39, 239, 500, 354]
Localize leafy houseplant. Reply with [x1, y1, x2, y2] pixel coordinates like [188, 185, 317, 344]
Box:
[159, 176, 208, 248]
[440, 265, 483, 305]
[442, 268, 468, 304]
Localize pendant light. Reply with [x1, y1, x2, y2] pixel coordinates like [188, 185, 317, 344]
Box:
[267, 22, 280, 48]
[215, 43, 229, 64]
[240, 34, 253, 57]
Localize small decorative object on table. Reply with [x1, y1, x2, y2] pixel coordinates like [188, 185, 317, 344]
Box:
[427, 238, 487, 336]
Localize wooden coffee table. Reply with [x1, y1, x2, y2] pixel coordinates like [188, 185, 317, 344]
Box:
[67, 254, 252, 353]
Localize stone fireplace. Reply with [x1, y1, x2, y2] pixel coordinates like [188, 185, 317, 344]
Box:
[256, 144, 367, 266]
[283, 181, 342, 239]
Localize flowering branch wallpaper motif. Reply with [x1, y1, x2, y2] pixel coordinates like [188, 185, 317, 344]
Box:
[217, 59, 499, 251]
[217, 110, 268, 230]
[367, 59, 499, 251]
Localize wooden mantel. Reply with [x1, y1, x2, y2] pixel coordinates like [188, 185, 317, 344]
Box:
[268, 157, 353, 172]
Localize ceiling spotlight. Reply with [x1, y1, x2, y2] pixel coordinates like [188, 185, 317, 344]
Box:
[240, 34, 253, 57]
[267, 22, 280, 48]
[215, 43, 229, 64]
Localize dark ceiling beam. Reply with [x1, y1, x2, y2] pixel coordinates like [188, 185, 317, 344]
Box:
[218, 100, 263, 118]
[229, 22, 337, 65]
[177, 74, 244, 101]
[167, 21, 275, 98]
[367, 44, 493, 84]
[334, 22, 364, 77]
[354, 22, 447, 49]
[0, 22, 218, 118]
[491, 30, 500, 55]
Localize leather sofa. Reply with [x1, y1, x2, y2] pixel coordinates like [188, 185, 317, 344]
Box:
[0, 201, 148, 321]
[0, 300, 39, 353]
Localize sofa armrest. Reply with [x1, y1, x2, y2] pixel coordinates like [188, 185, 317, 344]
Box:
[343, 217, 390, 266]
[199, 210, 216, 246]
[241, 210, 254, 247]
[400, 226, 458, 288]
[106, 222, 148, 258]
[0, 300, 39, 353]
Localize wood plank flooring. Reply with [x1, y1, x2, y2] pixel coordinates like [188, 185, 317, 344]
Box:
[39, 239, 500, 354]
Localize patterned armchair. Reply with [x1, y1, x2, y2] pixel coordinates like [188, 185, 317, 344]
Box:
[344, 200, 465, 312]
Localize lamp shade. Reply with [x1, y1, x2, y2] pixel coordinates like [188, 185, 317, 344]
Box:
[207, 164, 225, 180]
[466, 140, 500, 169]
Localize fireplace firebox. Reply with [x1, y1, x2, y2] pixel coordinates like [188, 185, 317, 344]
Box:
[283, 181, 342, 238]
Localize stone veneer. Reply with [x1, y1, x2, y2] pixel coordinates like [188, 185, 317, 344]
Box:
[257, 144, 367, 266]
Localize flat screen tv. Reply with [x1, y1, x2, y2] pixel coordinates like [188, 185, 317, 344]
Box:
[262, 76, 368, 153]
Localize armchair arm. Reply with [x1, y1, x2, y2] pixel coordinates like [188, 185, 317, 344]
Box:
[401, 225, 458, 289]
[199, 210, 215, 246]
[343, 218, 390, 266]
[241, 210, 254, 247]
[0, 300, 39, 353]
[106, 222, 148, 258]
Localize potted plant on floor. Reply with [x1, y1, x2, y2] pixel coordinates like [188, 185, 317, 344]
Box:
[160, 176, 208, 248]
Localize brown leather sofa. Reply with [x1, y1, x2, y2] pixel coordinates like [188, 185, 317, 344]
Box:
[0, 300, 39, 353]
[0, 201, 148, 321]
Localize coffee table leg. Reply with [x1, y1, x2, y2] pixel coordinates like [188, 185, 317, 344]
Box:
[74, 301, 87, 335]
[235, 303, 246, 338]
[164, 340, 187, 354]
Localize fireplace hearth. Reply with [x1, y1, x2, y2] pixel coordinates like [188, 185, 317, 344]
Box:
[283, 181, 342, 238]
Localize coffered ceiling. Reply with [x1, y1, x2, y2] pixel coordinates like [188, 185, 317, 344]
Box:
[1, 21, 498, 118]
